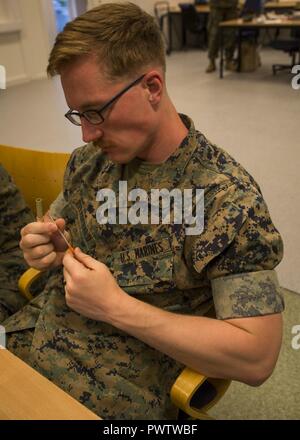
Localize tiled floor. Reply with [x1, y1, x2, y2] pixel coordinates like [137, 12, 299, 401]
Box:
[0, 47, 299, 292]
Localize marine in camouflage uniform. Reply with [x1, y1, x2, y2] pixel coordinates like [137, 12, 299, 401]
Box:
[3, 114, 284, 419]
[0, 164, 34, 323]
[206, 0, 239, 72]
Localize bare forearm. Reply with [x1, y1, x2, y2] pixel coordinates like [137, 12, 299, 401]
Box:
[109, 294, 281, 386]
[63, 248, 282, 386]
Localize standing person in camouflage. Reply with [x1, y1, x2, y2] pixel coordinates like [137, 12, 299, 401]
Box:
[4, 2, 284, 419]
[206, 0, 239, 73]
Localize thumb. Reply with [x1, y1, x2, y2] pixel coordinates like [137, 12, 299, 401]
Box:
[74, 247, 97, 270]
[50, 218, 68, 252]
[55, 218, 66, 232]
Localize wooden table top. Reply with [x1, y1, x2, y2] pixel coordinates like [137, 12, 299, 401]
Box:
[220, 16, 300, 27]
[0, 348, 100, 420]
[169, 1, 298, 13]
[266, 1, 298, 9]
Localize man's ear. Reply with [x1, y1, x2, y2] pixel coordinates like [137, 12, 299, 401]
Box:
[144, 71, 163, 104]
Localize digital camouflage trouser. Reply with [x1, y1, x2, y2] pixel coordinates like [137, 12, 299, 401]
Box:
[207, 6, 238, 61]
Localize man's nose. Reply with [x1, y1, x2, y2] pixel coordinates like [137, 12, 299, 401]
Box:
[81, 118, 104, 143]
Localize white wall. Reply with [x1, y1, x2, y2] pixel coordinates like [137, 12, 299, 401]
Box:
[130, 0, 157, 15]
[88, 0, 159, 15]
[0, 0, 53, 87]
[0, 0, 165, 88]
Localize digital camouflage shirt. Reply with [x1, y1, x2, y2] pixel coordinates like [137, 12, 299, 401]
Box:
[3, 115, 284, 419]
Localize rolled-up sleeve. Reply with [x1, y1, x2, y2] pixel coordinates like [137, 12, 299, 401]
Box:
[211, 270, 283, 319]
[188, 183, 284, 319]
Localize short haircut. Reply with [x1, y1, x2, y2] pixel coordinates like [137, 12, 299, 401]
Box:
[47, 2, 166, 80]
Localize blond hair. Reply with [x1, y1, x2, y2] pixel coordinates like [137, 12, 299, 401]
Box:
[47, 2, 166, 79]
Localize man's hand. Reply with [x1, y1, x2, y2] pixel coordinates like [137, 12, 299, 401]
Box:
[20, 216, 68, 270]
[63, 247, 126, 322]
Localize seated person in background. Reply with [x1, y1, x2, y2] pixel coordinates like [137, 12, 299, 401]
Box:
[4, 2, 284, 420]
[0, 164, 34, 322]
[0, 165, 49, 324]
[206, 0, 239, 73]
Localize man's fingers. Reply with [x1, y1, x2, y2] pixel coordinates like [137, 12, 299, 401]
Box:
[62, 252, 91, 294]
[20, 219, 69, 253]
[63, 251, 84, 272]
[63, 248, 98, 272]
[27, 243, 55, 260]
[47, 218, 69, 252]
[26, 251, 57, 270]
[73, 248, 98, 270]
[20, 232, 51, 250]
[21, 221, 57, 237]
[44, 216, 66, 232]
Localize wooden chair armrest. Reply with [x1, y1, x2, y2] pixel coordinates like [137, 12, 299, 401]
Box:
[18, 268, 42, 301]
[170, 367, 231, 419]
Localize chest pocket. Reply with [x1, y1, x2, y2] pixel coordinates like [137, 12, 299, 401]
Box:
[61, 201, 96, 256]
[108, 238, 175, 295]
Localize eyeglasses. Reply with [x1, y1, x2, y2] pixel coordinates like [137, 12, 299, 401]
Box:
[65, 74, 146, 126]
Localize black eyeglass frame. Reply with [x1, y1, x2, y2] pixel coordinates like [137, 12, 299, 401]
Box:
[64, 74, 146, 126]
